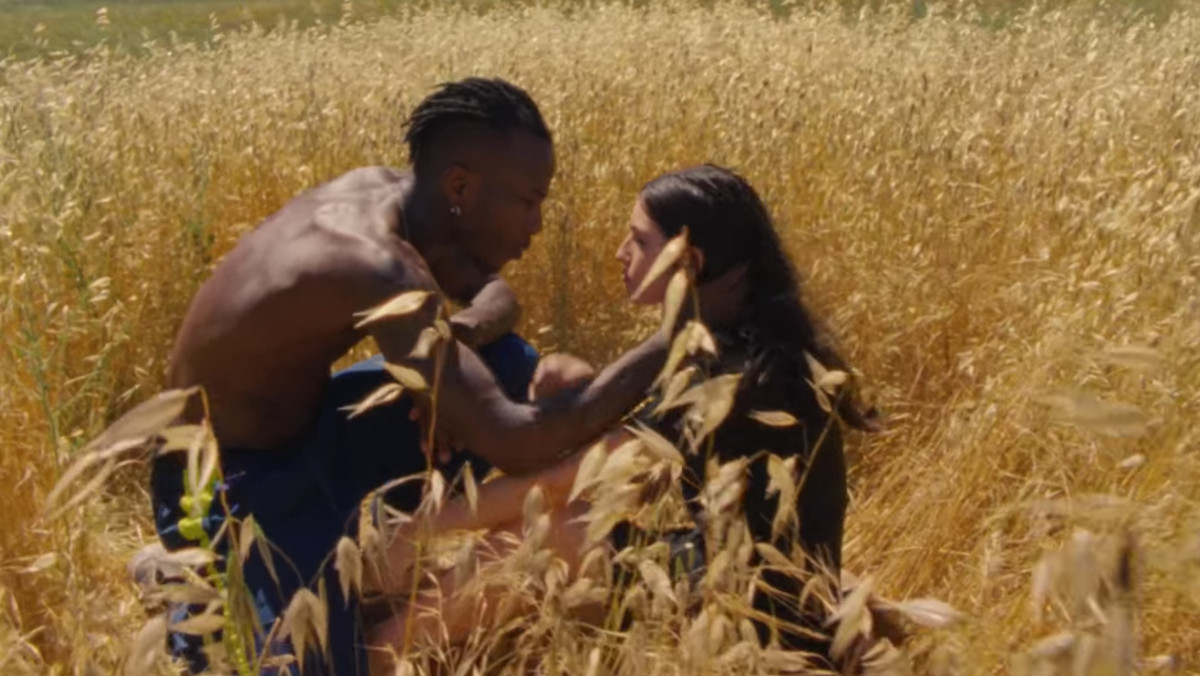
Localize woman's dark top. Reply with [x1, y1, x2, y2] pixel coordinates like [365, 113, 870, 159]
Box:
[628, 318, 848, 654]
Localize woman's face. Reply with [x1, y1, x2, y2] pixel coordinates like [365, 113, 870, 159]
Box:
[616, 197, 671, 305]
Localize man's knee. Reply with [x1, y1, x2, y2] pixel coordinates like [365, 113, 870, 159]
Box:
[475, 332, 540, 403]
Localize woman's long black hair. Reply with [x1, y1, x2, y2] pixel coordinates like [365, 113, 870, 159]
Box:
[639, 164, 878, 432]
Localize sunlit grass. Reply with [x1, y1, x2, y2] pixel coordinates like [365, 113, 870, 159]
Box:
[1, 1, 1198, 673]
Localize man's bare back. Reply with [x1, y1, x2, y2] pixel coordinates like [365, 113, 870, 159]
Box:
[168, 166, 430, 450]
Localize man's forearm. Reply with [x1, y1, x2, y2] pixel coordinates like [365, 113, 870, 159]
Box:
[475, 333, 667, 475]
[378, 308, 666, 478]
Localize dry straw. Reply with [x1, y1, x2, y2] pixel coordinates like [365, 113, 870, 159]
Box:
[2, 0, 1198, 673]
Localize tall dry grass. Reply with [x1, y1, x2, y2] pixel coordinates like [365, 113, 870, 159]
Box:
[1, 1, 1198, 673]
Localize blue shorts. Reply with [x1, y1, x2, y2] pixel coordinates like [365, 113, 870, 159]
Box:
[150, 333, 539, 675]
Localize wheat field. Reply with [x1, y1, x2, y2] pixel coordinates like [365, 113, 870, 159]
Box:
[1, 1, 1198, 674]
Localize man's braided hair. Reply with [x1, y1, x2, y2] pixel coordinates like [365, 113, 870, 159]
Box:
[403, 77, 551, 170]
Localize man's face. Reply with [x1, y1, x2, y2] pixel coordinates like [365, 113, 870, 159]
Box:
[457, 130, 555, 275]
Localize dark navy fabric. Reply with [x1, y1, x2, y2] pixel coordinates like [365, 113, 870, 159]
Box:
[150, 333, 539, 675]
[620, 321, 846, 659]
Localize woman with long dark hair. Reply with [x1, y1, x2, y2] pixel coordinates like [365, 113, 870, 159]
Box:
[369, 164, 878, 664]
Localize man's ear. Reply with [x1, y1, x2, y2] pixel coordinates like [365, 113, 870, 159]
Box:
[440, 163, 481, 213]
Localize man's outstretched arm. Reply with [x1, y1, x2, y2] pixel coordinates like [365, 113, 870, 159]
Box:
[431, 332, 665, 475]
[364, 279, 664, 477]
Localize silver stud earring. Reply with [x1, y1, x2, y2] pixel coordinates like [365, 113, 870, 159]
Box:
[450, 205, 461, 217]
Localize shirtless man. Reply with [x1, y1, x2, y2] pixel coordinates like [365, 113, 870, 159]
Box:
[150, 78, 667, 675]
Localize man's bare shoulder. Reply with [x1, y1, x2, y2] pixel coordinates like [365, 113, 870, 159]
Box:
[298, 171, 426, 288]
[219, 165, 428, 316]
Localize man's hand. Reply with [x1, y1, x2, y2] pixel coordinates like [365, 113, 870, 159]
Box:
[449, 276, 521, 349]
[429, 248, 521, 349]
[407, 403, 461, 466]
